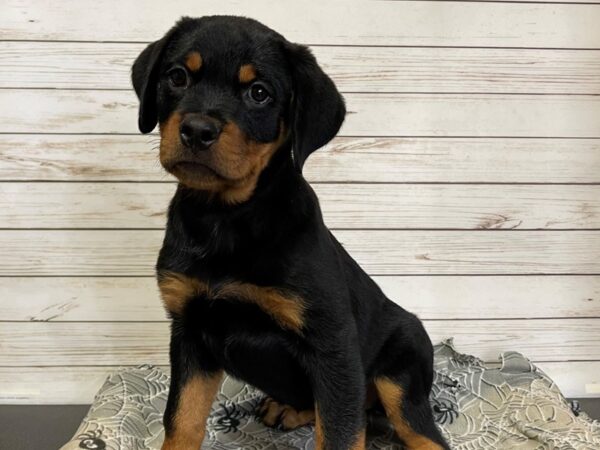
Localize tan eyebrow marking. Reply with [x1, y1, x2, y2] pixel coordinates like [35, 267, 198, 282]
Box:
[185, 51, 202, 72]
[239, 64, 257, 83]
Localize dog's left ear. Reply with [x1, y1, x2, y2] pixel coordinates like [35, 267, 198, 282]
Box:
[285, 43, 346, 172]
[131, 31, 175, 133]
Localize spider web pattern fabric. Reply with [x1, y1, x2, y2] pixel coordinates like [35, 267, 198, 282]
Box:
[60, 340, 600, 450]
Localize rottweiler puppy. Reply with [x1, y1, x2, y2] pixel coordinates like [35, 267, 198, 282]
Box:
[132, 16, 450, 450]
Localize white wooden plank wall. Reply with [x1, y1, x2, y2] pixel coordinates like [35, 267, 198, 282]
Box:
[0, 0, 599, 404]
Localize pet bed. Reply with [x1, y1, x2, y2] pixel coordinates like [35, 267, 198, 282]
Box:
[60, 340, 600, 449]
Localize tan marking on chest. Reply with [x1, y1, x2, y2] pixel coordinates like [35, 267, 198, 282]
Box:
[158, 272, 305, 332]
[158, 272, 209, 316]
[216, 281, 305, 332]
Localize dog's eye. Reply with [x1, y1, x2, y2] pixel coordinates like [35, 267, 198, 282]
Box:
[167, 67, 189, 88]
[248, 83, 271, 104]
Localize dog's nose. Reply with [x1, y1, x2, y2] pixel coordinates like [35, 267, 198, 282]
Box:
[179, 115, 222, 151]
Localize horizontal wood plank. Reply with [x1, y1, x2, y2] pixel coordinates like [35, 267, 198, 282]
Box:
[0, 135, 163, 182]
[1, 361, 597, 404]
[3, 42, 600, 94]
[1, 230, 599, 275]
[3, 90, 600, 137]
[0, 322, 168, 367]
[0, 182, 174, 229]
[3, 182, 600, 230]
[345, 93, 600, 137]
[1, 276, 598, 321]
[0, 365, 170, 404]
[1, 320, 599, 366]
[2, 135, 600, 183]
[3, 1, 600, 48]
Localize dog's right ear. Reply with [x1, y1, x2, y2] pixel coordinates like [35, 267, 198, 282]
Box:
[131, 33, 174, 134]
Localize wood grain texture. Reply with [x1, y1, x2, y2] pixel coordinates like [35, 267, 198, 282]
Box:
[2, 0, 600, 405]
[2, 320, 599, 366]
[1, 362, 597, 405]
[0, 322, 168, 367]
[344, 93, 600, 138]
[333, 230, 600, 274]
[3, 89, 600, 137]
[2, 135, 600, 183]
[2, 276, 598, 322]
[3, 42, 600, 94]
[3, 1, 600, 47]
[1, 229, 599, 275]
[0, 135, 163, 182]
[0, 182, 174, 229]
[425, 318, 600, 362]
[0, 366, 160, 404]
[3, 182, 600, 230]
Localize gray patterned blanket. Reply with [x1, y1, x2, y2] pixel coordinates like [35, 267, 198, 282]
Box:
[60, 340, 600, 450]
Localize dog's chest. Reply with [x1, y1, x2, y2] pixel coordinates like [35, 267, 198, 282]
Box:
[158, 271, 313, 407]
[157, 271, 306, 334]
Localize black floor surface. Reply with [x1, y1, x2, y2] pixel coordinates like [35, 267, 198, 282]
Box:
[0, 405, 89, 450]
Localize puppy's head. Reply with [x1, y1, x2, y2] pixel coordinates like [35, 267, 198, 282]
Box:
[132, 16, 345, 204]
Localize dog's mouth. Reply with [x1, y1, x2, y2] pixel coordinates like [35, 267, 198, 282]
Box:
[169, 160, 224, 179]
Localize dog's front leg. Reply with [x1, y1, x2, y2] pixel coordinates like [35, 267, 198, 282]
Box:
[161, 329, 222, 450]
[303, 340, 367, 450]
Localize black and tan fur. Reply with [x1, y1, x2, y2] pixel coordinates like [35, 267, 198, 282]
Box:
[131, 16, 450, 450]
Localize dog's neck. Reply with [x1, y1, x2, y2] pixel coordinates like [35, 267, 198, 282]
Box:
[163, 141, 322, 263]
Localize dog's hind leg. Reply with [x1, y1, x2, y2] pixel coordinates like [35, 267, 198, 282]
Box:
[372, 320, 450, 450]
[374, 375, 447, 450]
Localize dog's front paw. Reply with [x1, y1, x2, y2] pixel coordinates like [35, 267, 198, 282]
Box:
[257, 397, 315, 430]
